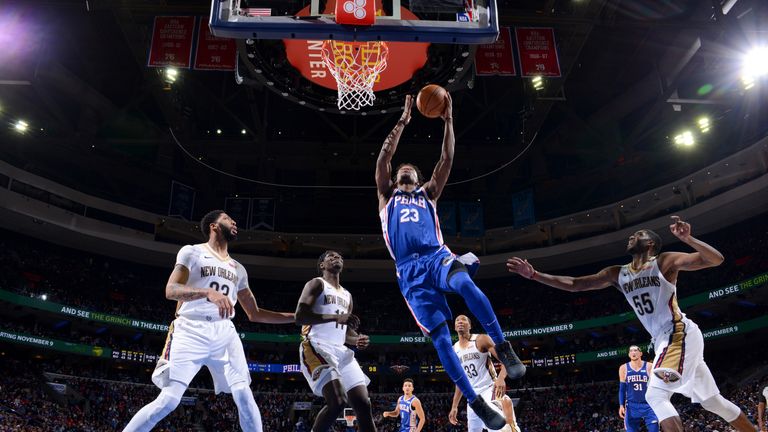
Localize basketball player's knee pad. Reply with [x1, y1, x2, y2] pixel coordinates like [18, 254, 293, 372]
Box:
[149, 382, 185, 423]
[645, 386, 678, 422]
[699, 394, 740, 423]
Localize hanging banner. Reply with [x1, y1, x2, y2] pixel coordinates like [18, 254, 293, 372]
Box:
[512, 188, 536, 228]
[194, 18, 237, 70]
[249, 198, 275, 231]
[437, 201, 458, 236]
[459, 202, 484, 237]
[475, 27, 516, 76]
[515, 27, 561, 77]
[168, 180, 196, 221]
[224, 197, 251, 227]
[147, 16, 196, 68]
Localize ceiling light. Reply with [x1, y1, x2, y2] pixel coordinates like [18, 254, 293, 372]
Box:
[674, 130, 695, 147]
[14, 120, 28, 133]
[697, 117, 710, 133]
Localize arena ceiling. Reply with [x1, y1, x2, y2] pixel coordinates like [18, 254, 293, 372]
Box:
[1, 0, 767, 233]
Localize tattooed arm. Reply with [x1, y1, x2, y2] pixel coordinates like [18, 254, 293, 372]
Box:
[165, 263, 233, 318]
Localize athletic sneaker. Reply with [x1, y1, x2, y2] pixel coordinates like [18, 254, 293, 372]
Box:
[469, 395, 507, 430]
[494, 341, 526, 379]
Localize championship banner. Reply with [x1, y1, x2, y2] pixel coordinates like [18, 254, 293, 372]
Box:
[475, 27, 516, 76]
[224, 197, 251, 228]
[249, 198, 275, 231]
[511, 188, 536, 228]
[515, 27, 561, 77]
[459, 201, 484, 237]
[437, 201, 458, 236]
[194, 18, 237, 70]
[147, 16, 196, 68]
[168, 180, 196, 220]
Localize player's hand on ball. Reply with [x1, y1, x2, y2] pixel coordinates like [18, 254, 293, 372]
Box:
[448, 407, 459, 425]
[618, 405, 625, 419]
[400, 95, 414, 125]
[440, 91, 453, 121]
[356, 334, 370, 350]
[506, 257, 535, 279]
[207, 290, 233, 318]
[669, 215, 692, 241]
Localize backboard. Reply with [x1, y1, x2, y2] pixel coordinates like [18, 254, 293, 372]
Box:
[210, 0, 499, 43]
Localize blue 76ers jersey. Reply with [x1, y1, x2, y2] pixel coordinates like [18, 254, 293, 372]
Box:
[380, 187, 445, 263]
[626, 361, 650, 404]
[398, 395, 419, 431]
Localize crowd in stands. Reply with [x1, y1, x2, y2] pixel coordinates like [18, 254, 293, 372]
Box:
[2, 348, 766, 432]
[1, 213, 766, 337]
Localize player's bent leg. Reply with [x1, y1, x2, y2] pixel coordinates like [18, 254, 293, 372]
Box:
[231, 382, 263, 432]
[447, 272, 505, 344]
[431, 323, 478, 401]
[645, 386, 682, 432]
[346, 384, 376, 432]
[123, 380, 186, 432]
[500, 396, 520, 432]
[313, 379, 347, 432]
[699, 394, 755, 431]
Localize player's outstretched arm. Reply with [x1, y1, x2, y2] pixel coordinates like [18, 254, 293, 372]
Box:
[507, 257, 620, 292]
[660, 216, 724, 274]
[237, 288, 294, 323]
[423, 92, 454, 201]
[376, 96, 413, 206]
[758, 397, 766, 431]
[295, 279, 358, 326]
[412, 398, 426, 432]
[165, 263, 233, 318]
[448, 385, 462, 425]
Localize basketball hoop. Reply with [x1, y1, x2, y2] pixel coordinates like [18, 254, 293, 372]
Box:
[345, 414, 356, 427]
[321, 40, 390, 111]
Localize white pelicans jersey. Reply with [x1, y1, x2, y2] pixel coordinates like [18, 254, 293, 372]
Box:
[617, 257, 687, 338]
[301, 277, 351, 346]
[454, 334, 496, 391]
[175, 244, 249, 321]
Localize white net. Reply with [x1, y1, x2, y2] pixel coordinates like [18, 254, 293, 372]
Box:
[321, 40, 389, 111]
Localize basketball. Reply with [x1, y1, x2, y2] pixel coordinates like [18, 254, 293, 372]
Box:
[416, 84, 448, 118]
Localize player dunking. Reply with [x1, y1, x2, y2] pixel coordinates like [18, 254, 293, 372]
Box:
[383, 378, 426, 432]
[376, 94, 524, 430]
[123, 210, 295, 432]
[449, 315, 520, 432]
[295, 251, 376, 432]
[507, 216, 756, 432]
[619, 345, 658, 432]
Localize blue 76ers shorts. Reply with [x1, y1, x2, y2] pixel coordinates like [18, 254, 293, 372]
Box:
[396, 247, 478, 334]
[625, 402, 659, 432]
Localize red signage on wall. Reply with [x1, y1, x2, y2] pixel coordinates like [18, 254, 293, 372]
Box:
[515, 27, 561, 77]
[475, 27, 516, 76]
[194, 19, 237, 70]
[147, 16, 195, 68]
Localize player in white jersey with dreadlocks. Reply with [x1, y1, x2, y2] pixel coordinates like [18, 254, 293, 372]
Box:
[449, 315, 520, 432]
[506, 216, 756, 432]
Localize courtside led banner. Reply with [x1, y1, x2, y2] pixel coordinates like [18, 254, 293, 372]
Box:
[515, 27, 561, 77]
[148, 16, 195, 68]
[475, 27, 516, 76]
[194, 18, 236, 70]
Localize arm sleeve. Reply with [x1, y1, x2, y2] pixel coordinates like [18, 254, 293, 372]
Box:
[619, 382, 627, 405]
[176, 245, 196, 269]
